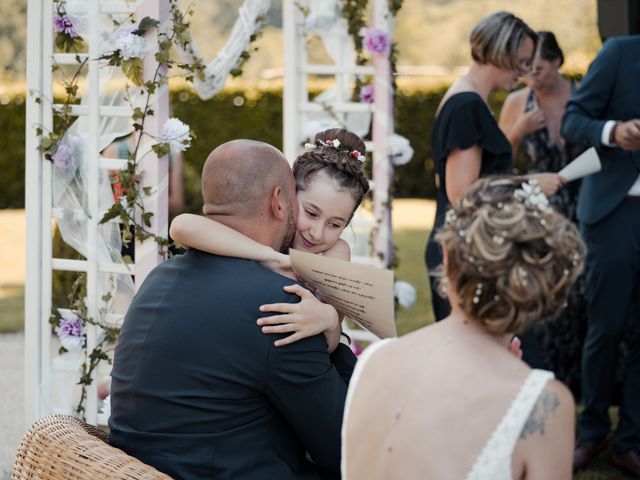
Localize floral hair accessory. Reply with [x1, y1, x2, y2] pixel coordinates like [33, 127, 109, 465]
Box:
[314, 139, 366, 163]
[350, 150, 366, 162]
[514, 179, 550, 211]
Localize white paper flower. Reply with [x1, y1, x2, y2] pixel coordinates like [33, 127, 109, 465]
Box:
[115, 24, 147, 60]
[100, 394, 111, 417]
[394, 280, 416, 309]
[389, 134, 414, 166]
[514, 179, 550, 211]
[159, 117, 192, 153]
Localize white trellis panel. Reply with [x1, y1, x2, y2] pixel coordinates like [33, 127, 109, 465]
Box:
[25, 0, 168, 427]
[283, 0, 395, 345]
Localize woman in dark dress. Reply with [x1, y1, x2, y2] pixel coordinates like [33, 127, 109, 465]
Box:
[425, 12, 565, 321]
[499, 32, 586, 396]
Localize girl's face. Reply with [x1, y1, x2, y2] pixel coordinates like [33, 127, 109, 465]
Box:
[292, 171, 357, 254]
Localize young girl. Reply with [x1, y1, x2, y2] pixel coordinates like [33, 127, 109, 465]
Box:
[170, 128, 370, 350]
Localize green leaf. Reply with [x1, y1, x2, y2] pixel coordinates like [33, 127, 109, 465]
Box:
[122, 255, 133, 265]
[143, 186, 153, 196]
[134, 17, 160, 35]
[144, 81, 156, 94]
[99, 202, 124, 224]
[132, 107, 144, 121]
[151, 143, 170, 157]
[155, 50, 170, 66]
[142, 211, 153, 228]
[122, 58, 144, 86]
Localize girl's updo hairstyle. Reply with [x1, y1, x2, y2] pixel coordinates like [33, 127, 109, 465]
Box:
[293, 128, 370, 217]
[470, 11, 538, 72]
[436, 176, 585, 335]
[536, 31, 564, 66]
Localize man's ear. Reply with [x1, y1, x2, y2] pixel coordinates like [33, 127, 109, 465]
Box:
[269, 185, 286, 221]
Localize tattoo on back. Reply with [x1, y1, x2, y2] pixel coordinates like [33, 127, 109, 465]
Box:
[520, 390, 560, 439]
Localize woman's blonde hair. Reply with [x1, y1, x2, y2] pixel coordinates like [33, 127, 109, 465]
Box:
[470, 11, 538, 71]
[436, 176, 585, 335]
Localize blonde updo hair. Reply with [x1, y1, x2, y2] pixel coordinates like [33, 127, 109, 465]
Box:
[436, 176, 585, 335]
[470, 11, 537, 72]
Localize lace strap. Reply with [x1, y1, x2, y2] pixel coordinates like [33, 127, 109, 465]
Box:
[466, 369, 554, 480]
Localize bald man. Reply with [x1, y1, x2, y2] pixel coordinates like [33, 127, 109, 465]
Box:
[109, 140, 356, 480]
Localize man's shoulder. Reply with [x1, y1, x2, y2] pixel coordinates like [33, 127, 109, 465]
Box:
[600, 35, 640, 58]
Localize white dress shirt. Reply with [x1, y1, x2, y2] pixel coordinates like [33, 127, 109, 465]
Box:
[601, 120, 640, 195]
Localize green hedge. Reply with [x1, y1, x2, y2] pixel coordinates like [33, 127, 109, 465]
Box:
[0, 77, 581, 210]
[0, 96, 26, 208]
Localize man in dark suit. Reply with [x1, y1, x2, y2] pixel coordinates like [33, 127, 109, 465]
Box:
[561, 35, 640, 476]
[109, 140, 356, 479]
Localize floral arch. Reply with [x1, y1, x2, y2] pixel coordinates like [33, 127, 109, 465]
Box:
[25, 0, 412, 427]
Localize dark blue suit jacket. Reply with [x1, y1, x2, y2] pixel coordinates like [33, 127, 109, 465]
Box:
[109, 249, 356, 479]
[561, 35, 640, 225]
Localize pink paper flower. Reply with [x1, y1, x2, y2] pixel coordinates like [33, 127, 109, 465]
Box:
[360, 27, 390, 54]
[359, 85, 375, 103]
[54, 13, 79, 38]
[55, 310, 85, 351]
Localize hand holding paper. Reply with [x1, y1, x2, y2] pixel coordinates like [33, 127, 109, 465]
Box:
[558, 147, 601, 182]
[289, 249, 396, 338]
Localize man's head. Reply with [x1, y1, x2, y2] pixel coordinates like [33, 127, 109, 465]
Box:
[201, 140, 297, 253]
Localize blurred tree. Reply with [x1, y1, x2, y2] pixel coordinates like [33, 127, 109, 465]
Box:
[0, 0, 27, 81]
[2, 0, 599, 82]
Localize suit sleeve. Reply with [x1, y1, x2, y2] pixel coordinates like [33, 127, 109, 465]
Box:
[561, 38, 621, 148]
[265, 326, 357, 472]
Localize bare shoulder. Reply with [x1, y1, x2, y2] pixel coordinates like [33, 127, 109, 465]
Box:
[513, 379, 575, 479]
[323, 238, 351, 261]
[501, 88, 528, 114]
[520, 378, 574, 441]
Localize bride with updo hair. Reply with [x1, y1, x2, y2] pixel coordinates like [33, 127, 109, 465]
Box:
[342, 176, 585, 480]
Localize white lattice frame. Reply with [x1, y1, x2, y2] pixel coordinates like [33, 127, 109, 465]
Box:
[26, 0, 395, 426]
[25, 0, 169, 427]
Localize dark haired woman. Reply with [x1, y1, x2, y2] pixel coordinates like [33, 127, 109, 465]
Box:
[499, 31, 586, 396]
[170, 128, 370, 351]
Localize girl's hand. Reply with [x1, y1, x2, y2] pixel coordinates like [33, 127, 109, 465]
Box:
[258, 284, 341, 351]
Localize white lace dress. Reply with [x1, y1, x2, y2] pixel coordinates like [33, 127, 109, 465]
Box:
[341, 339, 554, 480]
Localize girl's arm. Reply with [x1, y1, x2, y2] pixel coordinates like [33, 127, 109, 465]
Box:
[170, 213, 290, 274]
[260, 239, 352, 352]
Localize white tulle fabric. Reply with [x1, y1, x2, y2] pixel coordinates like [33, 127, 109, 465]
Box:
[176, 0, 271, 100]
[465, 369, 554, 480]
[54, 0, 144, 318]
